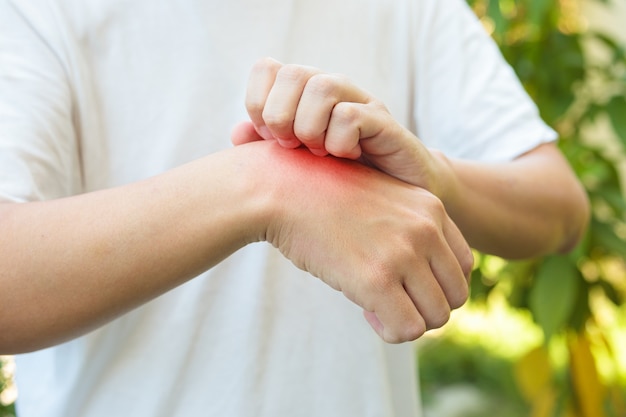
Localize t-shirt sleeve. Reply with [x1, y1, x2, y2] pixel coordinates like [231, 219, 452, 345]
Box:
[0, 0, 81, 203]
[414, 0, 557, 162]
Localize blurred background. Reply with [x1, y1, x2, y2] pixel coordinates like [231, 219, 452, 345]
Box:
[1, 0, 625, 416]
[419, 0, 626, 416]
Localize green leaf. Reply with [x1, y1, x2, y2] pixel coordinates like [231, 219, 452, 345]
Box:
[487, 0, 506, 38]
[595, 188, 626, 217]
[590, 218, 626, 255]
[528, 0, 552, 29]
[590, 31, 626, 63]
[597, 280, 623, 306]
[568, 279, 592, 332]
[529, 256, 581, 341]
[606, 96, 626, 147]
[469, 267, 495, 302]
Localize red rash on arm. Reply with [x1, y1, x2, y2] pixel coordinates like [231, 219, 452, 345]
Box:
[267, 144, 393, 193]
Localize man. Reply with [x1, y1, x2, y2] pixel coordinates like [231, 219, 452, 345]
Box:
[0, 0, 588, 416]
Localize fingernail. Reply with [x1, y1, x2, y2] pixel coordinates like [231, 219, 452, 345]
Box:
[258, 125, 273, 140]
[277, 138, 301, 149]
[363, 311, 384, 335]
[309, 148, 328, 157]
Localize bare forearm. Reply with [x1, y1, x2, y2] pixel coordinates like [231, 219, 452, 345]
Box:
[438, 144, 589, 259]
[0, 139, 477, 351]
[0, 144, 269, 353]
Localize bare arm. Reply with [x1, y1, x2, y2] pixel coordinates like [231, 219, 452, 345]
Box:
[0, 140, 471, 353]
[0, 143, 269, 353]
[434, 143, 589, 259]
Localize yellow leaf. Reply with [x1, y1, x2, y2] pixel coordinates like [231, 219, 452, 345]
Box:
[568, 332, 607, 417]
[515, 346, 553, 402]
[608, 385, 626, 417]
[531, 389, 557, 417]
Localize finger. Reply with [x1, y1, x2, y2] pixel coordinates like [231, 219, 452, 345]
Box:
[325, 101, 410, 161]
[294, 74, 370, 156]
[443, 218, 474, 281]
[245, 57, 283, 140]
[402, 266, 452, 331]
[362, 310, 384, 335]
[432, 218, 473, 310]
[323, 102, 367, 159]
[230, 121, 266, 146]
[366, 286, 427, 343]
[262, 64, 321, 148]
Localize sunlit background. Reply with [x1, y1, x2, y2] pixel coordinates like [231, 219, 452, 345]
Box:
[1, 0, 625, 416]
[420, 0, 626, 415]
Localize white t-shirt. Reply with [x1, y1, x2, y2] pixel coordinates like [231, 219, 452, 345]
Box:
[0, 0, 556, 416]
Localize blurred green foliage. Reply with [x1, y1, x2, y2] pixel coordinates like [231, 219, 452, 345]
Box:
[0, 358, 15, 417]
[420, 335, 529, 416]
[464, 0, 626, 415]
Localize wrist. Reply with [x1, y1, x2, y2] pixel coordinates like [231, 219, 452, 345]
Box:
[218, 141, 281, 245]
[428, 149, 461, 213]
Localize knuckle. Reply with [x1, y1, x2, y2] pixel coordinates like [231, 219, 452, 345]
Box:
[362, 258, 404, 297]
[416, 218, 441, 241]
[396, 243, 418, 265]
[306, 73, 339, 98]
[449, 280, 470, 310]
[331, 102, 360, 124]
[369, 98, 389, 112]
[277, 64, 312, 83]
[460, 248, 475, 278]
[251, 56, 280, 74]
[421, 191, 446, 215]
[245, 97, 265, 115]
[247, 58, 281, 115]
[364, 248, 413, 291]
[293, 123, 321, 143]
[386, 320, 426, 343]
[411, 198, 446, 235]
[262, 109, 292, 131]
[425, 308, 451, 330]
[406, 320, 427, 341]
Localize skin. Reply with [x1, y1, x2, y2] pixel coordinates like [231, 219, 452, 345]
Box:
[0, 140, 472, 353]
[0, 58, 589, 353]
[234, 57, 590, 259]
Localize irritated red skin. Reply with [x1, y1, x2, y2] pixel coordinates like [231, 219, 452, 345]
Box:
[279, 144, 363, 177]
[259, 141, 392, 334]
[283, 142, 404, 203]
[296, 143, 428, 336]
[261, 141, 392, 196]
[232, 120, 376, 187]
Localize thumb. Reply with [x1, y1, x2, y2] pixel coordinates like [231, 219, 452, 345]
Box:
[231, 121, 266, 146]
[363, 310, 384, 338]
